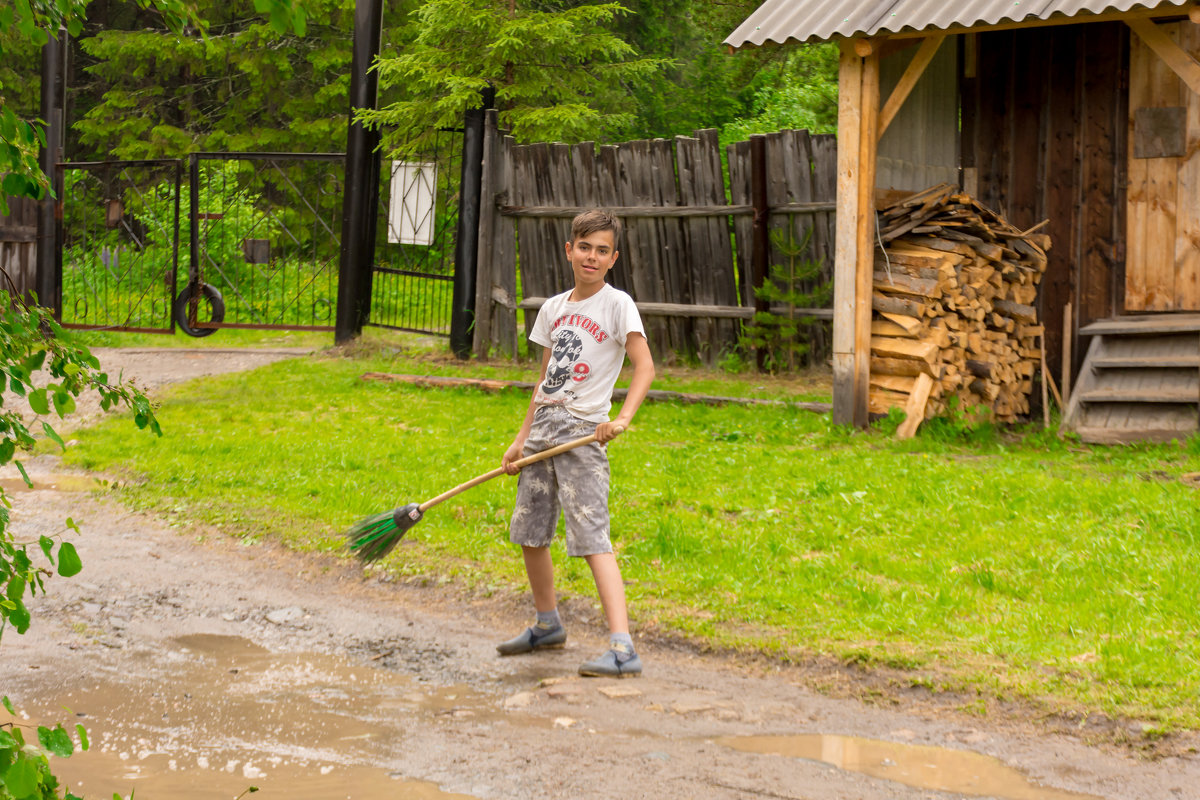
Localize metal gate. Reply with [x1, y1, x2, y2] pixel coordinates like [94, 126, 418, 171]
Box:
[56, 159, 181, 333]
[184, 152, 344, 333]
[367, 128, 464, 336]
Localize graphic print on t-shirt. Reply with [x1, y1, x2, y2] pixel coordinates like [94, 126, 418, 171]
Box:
[543, 327, 587, 395]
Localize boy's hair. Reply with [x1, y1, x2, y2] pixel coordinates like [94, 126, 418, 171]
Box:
[570, 209, 621, 249]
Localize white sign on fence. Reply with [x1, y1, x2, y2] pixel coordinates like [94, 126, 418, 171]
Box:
[387, 161, 437, 246]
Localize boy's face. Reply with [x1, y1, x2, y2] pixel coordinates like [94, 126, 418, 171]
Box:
[564, 229, 618, 297]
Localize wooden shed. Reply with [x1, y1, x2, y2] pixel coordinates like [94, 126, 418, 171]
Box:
[727, 1, 1200, 442]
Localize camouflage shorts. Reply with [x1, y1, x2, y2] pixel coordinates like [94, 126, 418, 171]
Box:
[509, 406, 611, 557]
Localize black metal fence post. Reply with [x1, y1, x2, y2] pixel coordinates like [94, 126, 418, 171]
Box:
[450, 87, 495, 358]
[188, 153, 201, 287]
[36, 27, 66, 314]
[336, 0, 384, 345]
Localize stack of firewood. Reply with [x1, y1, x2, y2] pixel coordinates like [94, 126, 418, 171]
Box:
[869, 184, 1049, 425]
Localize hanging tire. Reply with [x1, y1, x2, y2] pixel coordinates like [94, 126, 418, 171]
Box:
[174, 283, 225, 338]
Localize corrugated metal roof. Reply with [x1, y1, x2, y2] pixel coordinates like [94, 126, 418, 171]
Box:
[725, 0, 1190, 48]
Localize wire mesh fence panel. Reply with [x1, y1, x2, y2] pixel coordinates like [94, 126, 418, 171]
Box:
[368, 128, 463, 336]
[57, 160, 180, 332]
[189, 153, 344, 331]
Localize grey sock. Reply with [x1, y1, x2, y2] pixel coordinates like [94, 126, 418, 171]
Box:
[535, 608, 562, 630]
[609, 632, 635, 659]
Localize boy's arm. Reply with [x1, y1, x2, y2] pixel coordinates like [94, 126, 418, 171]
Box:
[596, 331, 654, 444]
[502, 347, 552, 474]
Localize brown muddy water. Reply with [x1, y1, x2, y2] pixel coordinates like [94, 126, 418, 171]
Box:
[7, 633, 1104, 800]
[0, 474, 103, 493]
[6, 634, 487, 799]
[718, 734, 1102, 800]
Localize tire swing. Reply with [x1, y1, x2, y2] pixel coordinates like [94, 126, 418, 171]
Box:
[173, 282, 226, 338]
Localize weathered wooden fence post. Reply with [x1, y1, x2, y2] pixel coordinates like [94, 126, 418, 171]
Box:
[750, 134, 770, 370]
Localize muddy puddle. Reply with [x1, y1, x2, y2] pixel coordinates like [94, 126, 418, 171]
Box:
[718, 734, 1100, 800]
[0, 473, 103, 493]
[5, 634, 489, 799]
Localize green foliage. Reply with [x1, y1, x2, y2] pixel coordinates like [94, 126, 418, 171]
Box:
[0, 298, 159, 799]
[0, 299, 161, 641]
[916, 394, 999, 444]
[74, 0, 356, 160]
[739, 228, 831, 373]
[363, 0, 670, 154]
[0, 700, 88, 800]
[720, 43, 840, 145]
[605, 0, 757, 139]
[0, 0, 310, 209]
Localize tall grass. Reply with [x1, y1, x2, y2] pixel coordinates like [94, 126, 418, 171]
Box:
[59, 346, 1200, 729]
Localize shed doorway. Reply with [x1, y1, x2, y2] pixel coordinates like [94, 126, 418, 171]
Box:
[1125, 20, 1200, 312]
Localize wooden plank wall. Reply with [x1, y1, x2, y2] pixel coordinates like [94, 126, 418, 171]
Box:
[729, 130, 838, 361]
[964, 22, 1128, 390]
[1126, 21, 1200, 312]
[877, 37, 960, 193]
[0, 196, 38, 300]
[480, 128, 837, 364]
[728, 130, 837, 307]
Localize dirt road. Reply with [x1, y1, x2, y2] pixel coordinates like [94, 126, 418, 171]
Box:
[3, 348, 1199, 800]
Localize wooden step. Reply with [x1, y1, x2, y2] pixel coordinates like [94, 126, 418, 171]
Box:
[1074, 425, 1197, 444]
[1092, 356, 1200, 368]
[1063, 328, 1200, 442]
[1073, 402, 1197, 444]
[1079, 387, 1198, 404]
[1080, 314, 1200, 336]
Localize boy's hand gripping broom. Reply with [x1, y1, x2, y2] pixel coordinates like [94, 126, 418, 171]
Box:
[346, 427, 621, 562]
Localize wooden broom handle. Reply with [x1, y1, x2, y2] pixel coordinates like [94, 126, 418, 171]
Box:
[417, 427, 621, 512]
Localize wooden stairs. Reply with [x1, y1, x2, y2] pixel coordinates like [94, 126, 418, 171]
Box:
[1063, 315, 1200, 444]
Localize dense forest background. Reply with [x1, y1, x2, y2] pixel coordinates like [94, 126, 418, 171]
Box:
[0, 0, 837, 163]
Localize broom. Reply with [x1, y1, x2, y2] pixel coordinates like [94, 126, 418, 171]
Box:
[346, 427, 621, 562]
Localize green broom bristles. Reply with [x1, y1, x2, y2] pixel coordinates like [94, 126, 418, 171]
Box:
[345, 502, 423, 562]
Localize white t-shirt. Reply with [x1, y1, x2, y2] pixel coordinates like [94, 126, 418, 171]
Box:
[530, 283, 645, 423]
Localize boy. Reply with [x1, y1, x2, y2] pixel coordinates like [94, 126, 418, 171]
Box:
[498, 209, 654, 678]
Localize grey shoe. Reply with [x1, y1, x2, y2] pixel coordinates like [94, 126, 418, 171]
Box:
[578, 645, 642, 678]
[496, 625, 567, 656]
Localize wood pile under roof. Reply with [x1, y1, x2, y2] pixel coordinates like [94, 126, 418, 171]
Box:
[869, 184, 1049, 430]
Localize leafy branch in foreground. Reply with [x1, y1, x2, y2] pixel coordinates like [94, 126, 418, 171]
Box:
[0, 694, 89, 800]
[0, 296, 161, 641]
[0, 295, 161, 799]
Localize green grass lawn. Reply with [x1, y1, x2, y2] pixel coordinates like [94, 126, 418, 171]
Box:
[57, 336, 1200, 732]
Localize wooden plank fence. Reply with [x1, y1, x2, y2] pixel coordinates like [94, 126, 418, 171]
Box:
[473, 110, 838, 364]
[0, 196, 38, 300]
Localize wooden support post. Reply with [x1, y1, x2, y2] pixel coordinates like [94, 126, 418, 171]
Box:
[833, 39, 880, 429]
[878, 34, 945, 139]
[833, 40, 864, 426]
[1126, 18, 1200, 97]
[855, 50, 880, 427]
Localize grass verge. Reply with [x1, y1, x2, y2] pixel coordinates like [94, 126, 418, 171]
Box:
[58, 337, 1200, 731]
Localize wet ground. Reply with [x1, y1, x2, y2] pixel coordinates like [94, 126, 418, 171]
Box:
[3, 349, 1200, 800]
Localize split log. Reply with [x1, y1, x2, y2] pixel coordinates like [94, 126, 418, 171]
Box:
[872, 292, 927, 318]
[870, 336, 940, 366]
[874, 271, 943, 299]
